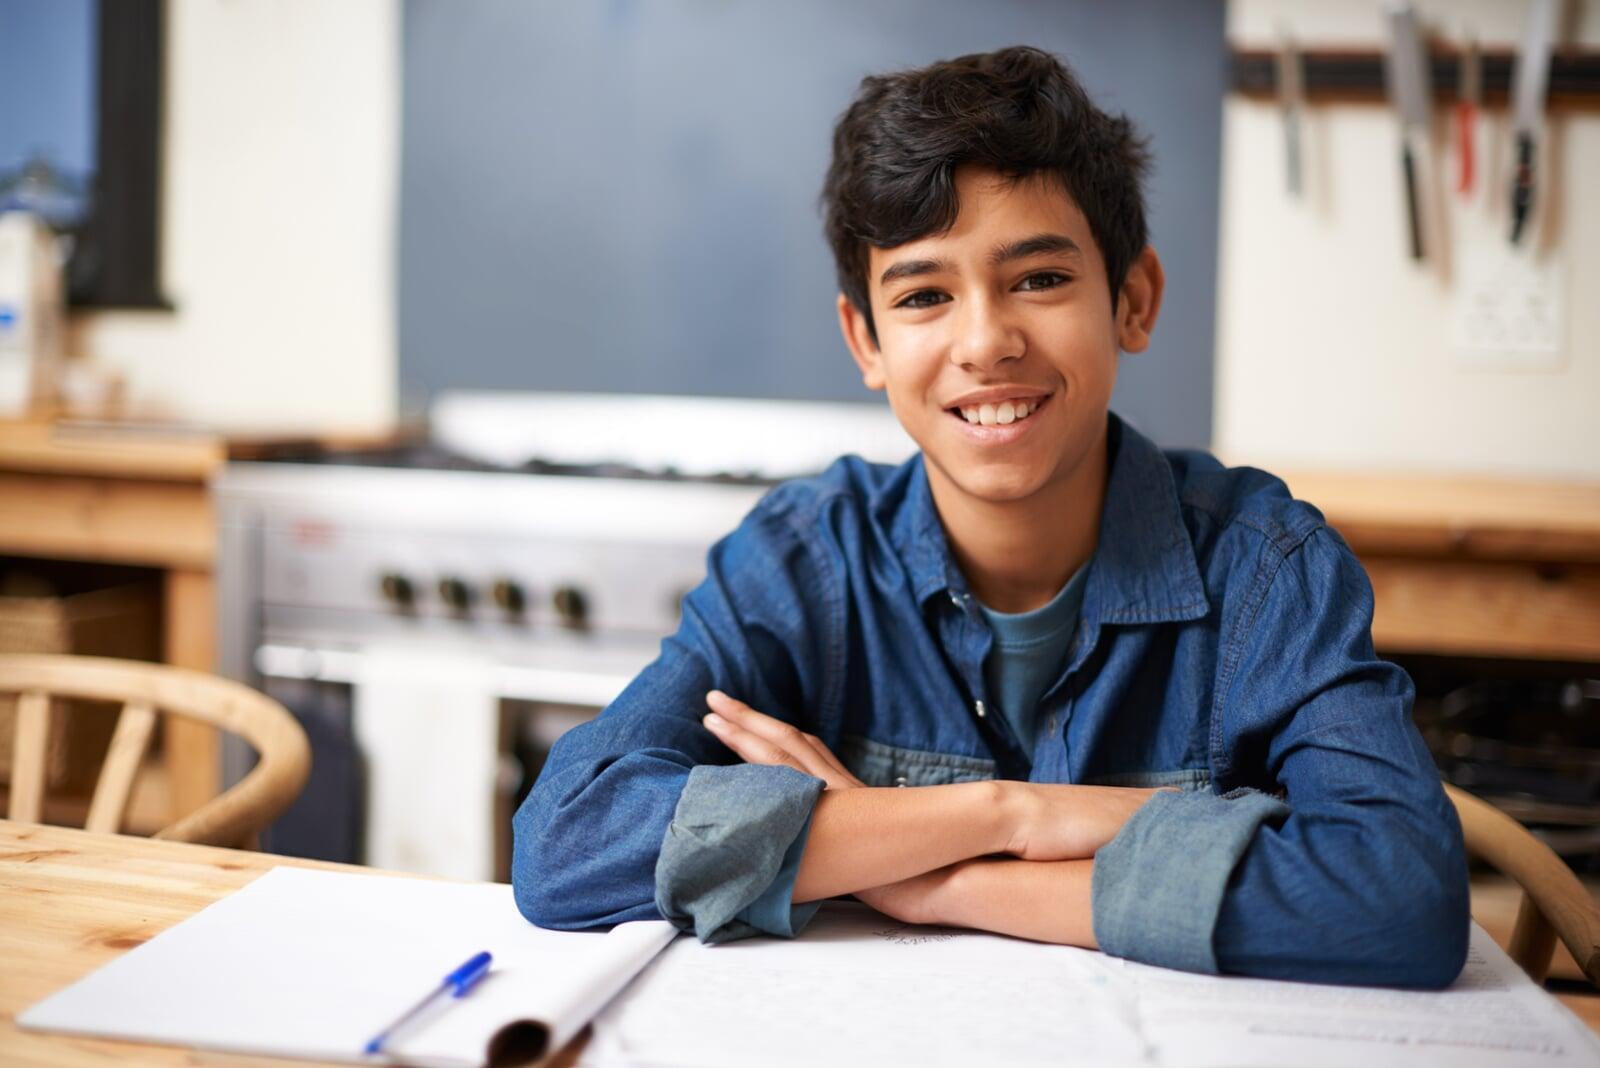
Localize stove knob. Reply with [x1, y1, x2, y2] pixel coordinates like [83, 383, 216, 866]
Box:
[379, 572, 415, 609]
[438, 577, 474, 614]
[552, 585, 588, 628]
[492, 579, 526, 616]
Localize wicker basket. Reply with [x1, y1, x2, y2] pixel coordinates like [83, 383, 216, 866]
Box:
[0, 580, 160, 792]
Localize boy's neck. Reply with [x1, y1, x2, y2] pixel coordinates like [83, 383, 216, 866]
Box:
[928, 426, 1109, 615]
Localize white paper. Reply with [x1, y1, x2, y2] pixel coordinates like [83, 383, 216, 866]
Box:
[353, 645, 502, 881]
[1112, 925, 1600, 1068]
[584, 908, 1600, 1068]
[18, 866, 678, 1067]
[582, 901, 1151, 1068]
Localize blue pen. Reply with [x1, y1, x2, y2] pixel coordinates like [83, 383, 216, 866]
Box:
[363, 951, 493, 1057]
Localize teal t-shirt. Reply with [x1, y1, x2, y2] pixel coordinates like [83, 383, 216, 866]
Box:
[978, 562, 1089, 759]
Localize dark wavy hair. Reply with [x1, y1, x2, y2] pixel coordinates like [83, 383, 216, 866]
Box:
[821, 46, 1152, 343]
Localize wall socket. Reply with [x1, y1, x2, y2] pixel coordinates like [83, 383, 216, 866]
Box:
[1451, 246, 1567, 371]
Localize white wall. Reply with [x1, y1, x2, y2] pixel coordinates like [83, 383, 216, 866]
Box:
[1217, 0, 1600, 479]
[68, 0, 399, 432]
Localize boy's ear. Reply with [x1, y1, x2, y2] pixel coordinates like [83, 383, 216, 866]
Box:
[837, 294, 886, 391]
[1115, 246, 1165, 354]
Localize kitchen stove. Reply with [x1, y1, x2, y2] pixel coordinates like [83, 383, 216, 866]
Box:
[214, 392, 914, 880]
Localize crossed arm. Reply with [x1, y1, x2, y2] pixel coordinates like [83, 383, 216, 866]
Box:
[700, 690, 1162, 947]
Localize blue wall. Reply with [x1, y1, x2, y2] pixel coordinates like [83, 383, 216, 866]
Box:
[0, 0, 96, 206]
[400, 1, 1224, 448]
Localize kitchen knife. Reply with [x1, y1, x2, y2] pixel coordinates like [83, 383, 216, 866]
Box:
[1456, 32, 1480, 197]
[1384, 2, 1431, 261]
[1510, 0, 1560, 244]
[1276, 27, 1305, 198]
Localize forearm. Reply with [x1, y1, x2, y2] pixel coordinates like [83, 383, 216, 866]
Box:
[932, 857, 1098, 948]
[791, 780, 1012, 903]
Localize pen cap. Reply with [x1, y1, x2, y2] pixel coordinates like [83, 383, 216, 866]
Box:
[445, 951, 493, 996]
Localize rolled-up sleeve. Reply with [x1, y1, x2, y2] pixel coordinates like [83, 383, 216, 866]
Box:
[656, 764, 824, 943]
[1092, 527, 1469, 988]
[1092, 787, 1288, 973]
[512, 489, 840, 942]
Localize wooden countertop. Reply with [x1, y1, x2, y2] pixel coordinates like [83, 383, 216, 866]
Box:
[0, 420, 226, 482]
[0, 419, 405, 483]
[1278, 469, 1600, 562]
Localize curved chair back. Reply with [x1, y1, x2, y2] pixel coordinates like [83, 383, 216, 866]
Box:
[2, 654, 309, 847]
[1447, 783, 1600, 987]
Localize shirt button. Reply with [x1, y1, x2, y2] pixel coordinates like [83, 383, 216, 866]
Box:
[1047, 714, 1058, 734]
[973, 699, 987, 718]
[895, 775, 908, 788]
[948, 591, 963, 608]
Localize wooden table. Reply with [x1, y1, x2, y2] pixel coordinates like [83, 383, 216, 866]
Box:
[0, 820, 586, 1067]
[3, 819, 1596, 1067]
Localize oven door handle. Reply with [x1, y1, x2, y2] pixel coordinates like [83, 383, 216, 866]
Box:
[253, 642, 631, 709]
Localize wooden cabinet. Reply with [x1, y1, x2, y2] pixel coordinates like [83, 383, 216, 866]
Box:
[0, 421, 224, 822]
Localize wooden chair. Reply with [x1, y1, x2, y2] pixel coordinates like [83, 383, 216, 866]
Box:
[1448, 783, 1600, 987]
[1, 653, 310, 848]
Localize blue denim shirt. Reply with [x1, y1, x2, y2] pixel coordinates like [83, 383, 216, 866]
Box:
[512, 414, 1470, 988]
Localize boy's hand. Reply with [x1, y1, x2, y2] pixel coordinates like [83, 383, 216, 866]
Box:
[701, 691, 866, 791]
[1002, 784, 1167, 861]
[853, 864, 959, 927]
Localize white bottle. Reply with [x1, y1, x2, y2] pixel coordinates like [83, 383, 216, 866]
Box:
[0, 211, 65, 417]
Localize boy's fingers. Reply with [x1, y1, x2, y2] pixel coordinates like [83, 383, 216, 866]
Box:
[704, 712, 803, 771]
[705, 689, 746, 712]
[707, 691, 812, 749]
[706, 690, 863, 787]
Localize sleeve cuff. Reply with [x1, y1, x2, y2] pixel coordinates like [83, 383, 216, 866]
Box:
[732, 806, 820, 938]
[1091, 787, 1289, 973]
[654, 763, 824, 944]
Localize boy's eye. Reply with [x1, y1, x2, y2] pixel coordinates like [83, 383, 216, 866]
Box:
[1017, 271, 1070, 291]
[894, 289, 949, 310]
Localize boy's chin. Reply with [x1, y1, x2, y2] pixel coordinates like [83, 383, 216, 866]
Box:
[939, 462, 1056, 506]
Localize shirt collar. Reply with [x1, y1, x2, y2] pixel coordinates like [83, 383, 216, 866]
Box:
[891, 413, 1209, 626]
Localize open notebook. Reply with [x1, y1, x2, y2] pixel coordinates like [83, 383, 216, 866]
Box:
[17, 867, 677, 1067]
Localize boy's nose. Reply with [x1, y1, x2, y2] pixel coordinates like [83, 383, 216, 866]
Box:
[948, 296, 1024, 371]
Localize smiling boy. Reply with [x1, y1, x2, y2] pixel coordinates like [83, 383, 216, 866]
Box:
[513, 46, 1469, 987]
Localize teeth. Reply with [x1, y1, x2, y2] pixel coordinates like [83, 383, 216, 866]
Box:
[958, 399, 1039, 426]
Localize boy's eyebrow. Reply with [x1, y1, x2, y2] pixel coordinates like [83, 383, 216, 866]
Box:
[879, 258, 949, 286]
[878, 233, 1083, 287]
[989, 232, 1082, 265]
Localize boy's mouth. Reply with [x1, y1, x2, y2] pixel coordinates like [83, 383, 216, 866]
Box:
[945, 393, 1050, 428]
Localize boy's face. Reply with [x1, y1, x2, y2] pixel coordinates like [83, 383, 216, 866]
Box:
[839, 166, 1161, 511]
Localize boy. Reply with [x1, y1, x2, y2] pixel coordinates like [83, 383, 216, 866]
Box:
[512, 46, 1468, 987]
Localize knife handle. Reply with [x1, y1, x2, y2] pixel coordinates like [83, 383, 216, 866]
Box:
[1510, 132, 1535, 245]
[1401, 143, 1424, 261]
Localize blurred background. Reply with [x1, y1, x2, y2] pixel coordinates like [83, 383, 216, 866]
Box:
[1, 0, 1597, 1002]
